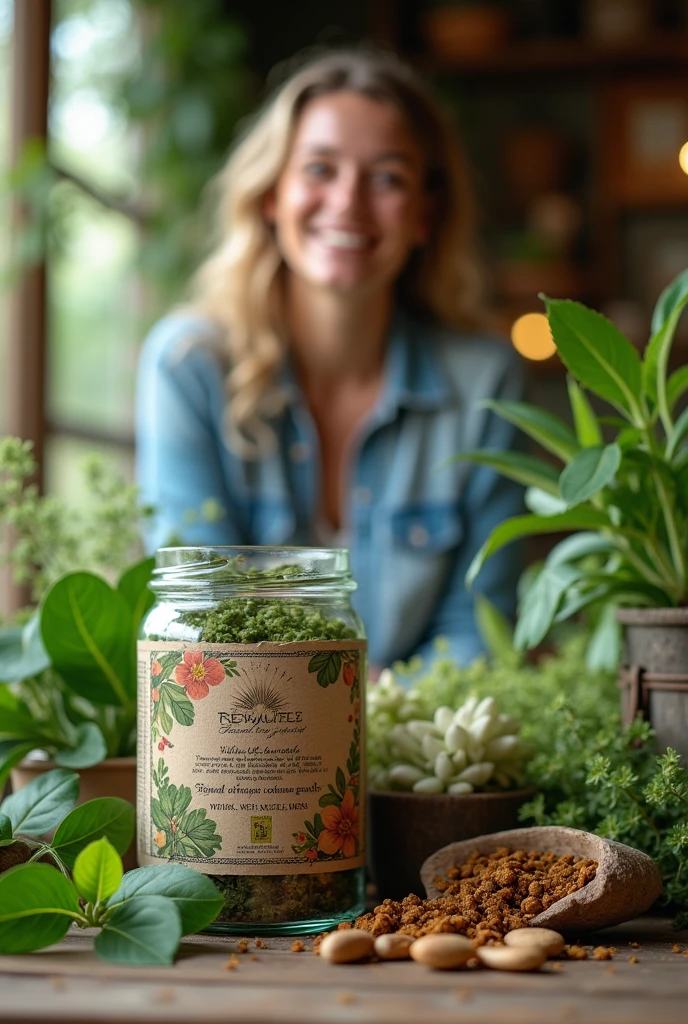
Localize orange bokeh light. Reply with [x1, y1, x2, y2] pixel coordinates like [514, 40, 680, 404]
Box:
[511, 312, 556, 361]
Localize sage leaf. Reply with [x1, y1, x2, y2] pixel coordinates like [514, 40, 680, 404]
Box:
[73, 838, 123, 904]
[51, 797, 135, 868]
[542, 297, 642, 420]
[449, 449, 560, 495]
[0, 616, 50, 683]
[567, 377, 602, 447]
[559, 444, 621, 506]
[54, 722, 108, 769]
[95, 894, 181, 965]
[41, 572, 135, 708]
[481, 399, 579, 461]
[466, 508, 611, 588]
[108, 864, 223, 934]
[0, 863, 80, 953]
[0, 813, 13, 844]
[0, 768, 79, 836]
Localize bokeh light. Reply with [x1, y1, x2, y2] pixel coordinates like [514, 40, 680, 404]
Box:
[679, 141, 688, 176]
[511, 312, 556, 361]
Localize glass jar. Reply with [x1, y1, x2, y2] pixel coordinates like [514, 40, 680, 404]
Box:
[137, 546, 367, 935]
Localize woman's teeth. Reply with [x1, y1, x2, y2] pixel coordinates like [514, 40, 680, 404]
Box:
[319, 229, 370, 250]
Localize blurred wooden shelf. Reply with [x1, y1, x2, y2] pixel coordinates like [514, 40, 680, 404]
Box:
[427, 34, 688, 78]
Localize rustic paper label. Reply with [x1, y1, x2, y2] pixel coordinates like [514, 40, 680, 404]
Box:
[137, 640, 366, 875]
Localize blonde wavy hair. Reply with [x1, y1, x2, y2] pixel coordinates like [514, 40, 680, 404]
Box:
[192, 47, 487, 455]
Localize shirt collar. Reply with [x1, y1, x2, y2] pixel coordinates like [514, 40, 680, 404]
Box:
[278, 306, 455, 414]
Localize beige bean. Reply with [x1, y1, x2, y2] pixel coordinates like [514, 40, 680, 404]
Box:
[374, 933, 414, 960]
[504, 927, 565, 957]
[477, 944, 548, 972]
[319, 929, 374, 964]
[409, 934, 474, 970]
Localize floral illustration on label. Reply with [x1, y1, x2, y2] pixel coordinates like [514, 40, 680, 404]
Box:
[292, 653, 361, 863]
[150, 650, 240, 746]
[151, 757, 222, 859]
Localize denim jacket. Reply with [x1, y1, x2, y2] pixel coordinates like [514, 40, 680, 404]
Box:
[136, 308, 525, 669]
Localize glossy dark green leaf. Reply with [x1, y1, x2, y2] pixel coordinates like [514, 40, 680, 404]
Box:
[1, 768, 78, 836]
[0, 864, 80, 953]
[41, 572, 135, 708]
[54, 723, 107, 769]
[542, 296, 642, 419]
[450, 449, 561, 495]
[95, 894, 181, 965]
[466, 508, 611, 589]
[108, 864, 223, 935]
[567, 377, 602, 447]
[0, 616, 50, 683]
[51, 797, 135, 868]
[73, 838, 123, 903]
[481, 399, 579, 461]
[560, 444, 621, 506]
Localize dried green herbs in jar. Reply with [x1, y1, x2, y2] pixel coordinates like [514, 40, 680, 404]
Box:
[137, 547, 367, 935]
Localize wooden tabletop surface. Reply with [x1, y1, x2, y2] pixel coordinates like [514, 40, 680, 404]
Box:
[1, 916, 687, 1024]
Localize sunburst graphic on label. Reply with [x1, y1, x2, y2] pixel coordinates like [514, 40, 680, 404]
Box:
[232, 678, 289, 715]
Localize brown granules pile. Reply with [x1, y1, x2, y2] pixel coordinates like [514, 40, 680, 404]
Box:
[351, 847, 597, 946]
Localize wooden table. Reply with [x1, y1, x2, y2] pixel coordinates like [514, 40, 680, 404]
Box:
[1, 917, 687, 1024]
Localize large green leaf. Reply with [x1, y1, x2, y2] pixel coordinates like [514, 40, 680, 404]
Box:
[73, 838, 123, 904]
[108, 864, 223, 935]
[559, 444, 621, 507]
[0, 864, 81, 953]
[451, 450, 561, 495]
[567, 377, 603, 447]
[117, 556, 155, 638]
[474, 594, 515, 661]
[514, 563, 581, 650]
[54, 723, 107, 769]
[651, 266, 688, 334]
[95, 894, 181, 965]
[41, 572, 135, 708]
[51, 797, 135, 868]
[643, 289, 688, 410]
[667, 365, 688, 415]
[546, 532, 614, 567]
[586, 602, 621, 672]
[480, 400, 579, 461]
[0, 616, 50, 683]
[0, 768, 79, 836]
[466, 508, 611, 589]
[543, 297, 642, 421]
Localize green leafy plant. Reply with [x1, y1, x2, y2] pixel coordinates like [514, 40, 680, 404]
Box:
[453, 267, 688, 656]
[0, 769, 223, 962]
[0, 438, 154, 779]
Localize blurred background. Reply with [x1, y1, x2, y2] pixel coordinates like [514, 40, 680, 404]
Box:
[1, 0, 688, 608]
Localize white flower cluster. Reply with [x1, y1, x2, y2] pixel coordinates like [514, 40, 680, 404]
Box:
[368, 669, 532, 794]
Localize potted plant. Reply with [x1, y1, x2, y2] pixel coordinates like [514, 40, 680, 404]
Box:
[454, 267, 688, 758]
[0, 439, 154, 829]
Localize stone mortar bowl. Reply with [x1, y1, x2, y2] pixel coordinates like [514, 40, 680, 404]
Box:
[420, 825, 663, 933]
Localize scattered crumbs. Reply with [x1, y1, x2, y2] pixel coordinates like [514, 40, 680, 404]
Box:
[672, 944, 682, 954]
[454, 989, 471, 1002]
[630, 942, 641, 949]
[291, 940, 306, 953]
[255, 939, 268, 949]
[156, 988, 176, 1004]
[335, 992, 357, 1005]
[629, 955, 639, 964]
[593, 947, 613, 961]
[606, 965, 616, 974]
[224, 954, 240, 971]
[565, 945, 587, 960]
[250, 955, 260, 962]
[49, 976, 66, 992]
[237, 939, 249, 954]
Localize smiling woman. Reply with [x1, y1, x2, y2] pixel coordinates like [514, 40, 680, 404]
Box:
[136, 47, 526, 674]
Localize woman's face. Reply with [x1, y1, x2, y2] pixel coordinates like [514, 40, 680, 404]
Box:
[265, 91, 429, 297]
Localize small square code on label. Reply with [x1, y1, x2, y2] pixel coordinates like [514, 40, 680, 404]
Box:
[251, 816, 272, 843]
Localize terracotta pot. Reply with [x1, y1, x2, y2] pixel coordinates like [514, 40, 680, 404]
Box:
[617, 607, 688, 763]
[367, 787, 536, 900]
[10, 756, 137, 871]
